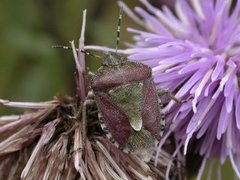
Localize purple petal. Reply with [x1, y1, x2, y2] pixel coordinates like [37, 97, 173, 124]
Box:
[160, 52, 192, 63]
[186, 97, 211, 134]
[197, 96, 223, 138]
[235, 93, 240, 129]
[217, 100, 231, 140]
[199, 119, 218, 156]
[154, 71, 188, 83]
[204, 81, 219, 96]
[211, 55, 225, 81]
[177, 70, 204, 96]
[178, 61, 206, 74]
[135, 7, 172, 36]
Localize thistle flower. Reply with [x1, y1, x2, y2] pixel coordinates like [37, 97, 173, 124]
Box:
[0, 9, 185, 180]
[101, 0, 240, 178]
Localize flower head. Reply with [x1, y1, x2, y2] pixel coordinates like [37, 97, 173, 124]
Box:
[117, 0, 240, 178]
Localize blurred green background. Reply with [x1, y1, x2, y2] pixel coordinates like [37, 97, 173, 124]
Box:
[0, 0, 234, 179]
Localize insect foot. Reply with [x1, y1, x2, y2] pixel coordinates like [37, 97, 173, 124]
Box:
[157, 88, 189, 104]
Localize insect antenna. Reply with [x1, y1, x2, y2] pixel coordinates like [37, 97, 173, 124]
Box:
[115, 0, 124, 53]
[52, 45, 101, 59]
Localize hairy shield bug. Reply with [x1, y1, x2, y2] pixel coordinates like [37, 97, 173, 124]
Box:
[90, 4, 165, 161]
[91, 52, 165, 160]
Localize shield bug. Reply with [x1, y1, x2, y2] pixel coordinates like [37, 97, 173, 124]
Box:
[91, 52, 164, 161]
[90, 4, 165, 161]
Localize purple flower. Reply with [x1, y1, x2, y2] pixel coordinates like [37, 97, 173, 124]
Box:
[117, 0, 240, 178]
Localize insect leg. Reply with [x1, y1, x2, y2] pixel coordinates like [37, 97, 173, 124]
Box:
[158, 98, 165, 137]
[157, 88, 186, 104]
[74, 93, 96, 147]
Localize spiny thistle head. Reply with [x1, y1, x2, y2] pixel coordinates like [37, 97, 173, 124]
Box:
[113, 0, 240, 178]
